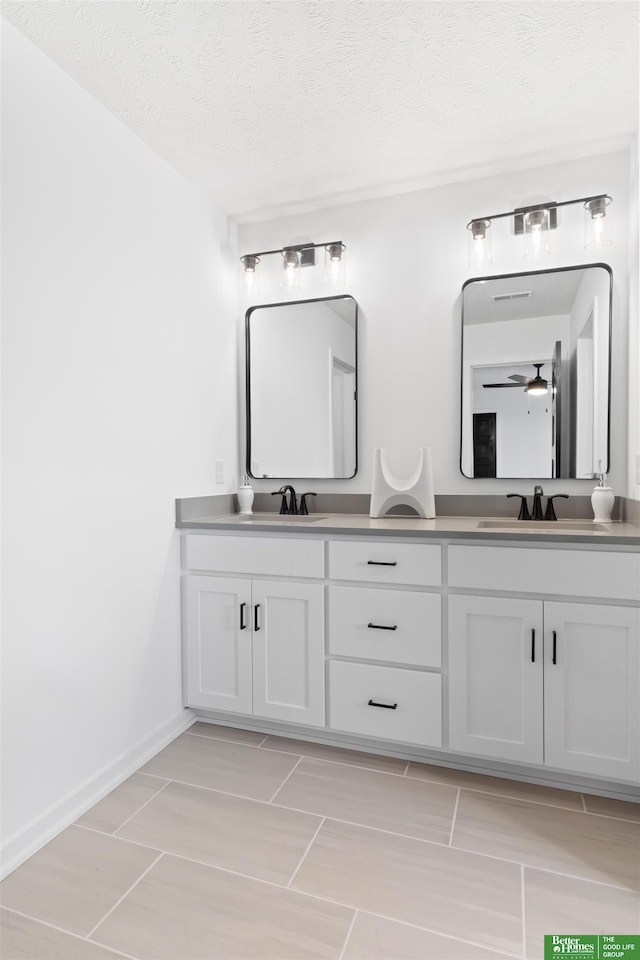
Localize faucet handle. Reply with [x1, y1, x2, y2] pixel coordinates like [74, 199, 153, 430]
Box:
[544, 494, 569, 522]
[271, 490, 288, 515]
[507, 494, 532, 521]
[299, 493, 317, 516]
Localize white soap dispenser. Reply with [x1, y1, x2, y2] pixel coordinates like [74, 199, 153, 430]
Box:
[591, 462, 614, 523]
[237, 475, 254, 516]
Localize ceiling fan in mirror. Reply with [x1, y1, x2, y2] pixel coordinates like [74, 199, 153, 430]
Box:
[483, 363, 548, 396]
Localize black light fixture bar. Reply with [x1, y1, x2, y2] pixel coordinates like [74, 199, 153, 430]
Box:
[468, 194, 611, 227]
[241, 240, 344, 260]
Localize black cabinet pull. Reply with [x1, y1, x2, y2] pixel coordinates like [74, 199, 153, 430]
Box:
[254, 604, 261, 632]
[367, 622, 398, 631]
[367, 560, 397, 567]
[240, 603, 247, 630]
[368, 699, 398, 710]
[552, 630, 557, 665]
[531, 628, 536, 662]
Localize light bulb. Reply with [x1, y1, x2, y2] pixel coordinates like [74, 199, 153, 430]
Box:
[324, 243, 346, 286]
[584, 196, 612, 249]
[281, 248, 301, 291]
[524, 208, 550, 259]
[467, 219, 492, 268]
[240, 255, 260, 295]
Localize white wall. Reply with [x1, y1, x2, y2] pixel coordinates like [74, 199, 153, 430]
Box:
[628, 132, 640, 501]
[0, 22, 237, 868]
[238, 149, 632, 497]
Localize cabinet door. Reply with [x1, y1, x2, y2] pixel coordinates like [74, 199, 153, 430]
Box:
[251, 580, 325, 727]
[544, 602, 640, 780]
[449, 595, 543, 764]
[183, 576, 252, 713]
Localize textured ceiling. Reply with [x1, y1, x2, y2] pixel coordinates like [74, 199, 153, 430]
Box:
[2, 1, 638, 219]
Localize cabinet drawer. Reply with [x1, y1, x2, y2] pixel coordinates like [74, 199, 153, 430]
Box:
[329, 660, 442, 747]
[328, 586, 441, 667]
[184, 534, 324, 579]
[449, 545, 640, 601]
[329, 540, 441, 586]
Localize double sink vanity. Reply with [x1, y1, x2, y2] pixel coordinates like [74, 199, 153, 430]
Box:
[177, 504, 640, 800]
[176, 262, 639, 800]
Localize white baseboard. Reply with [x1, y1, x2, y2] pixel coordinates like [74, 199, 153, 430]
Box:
[0, 708, 196, 880]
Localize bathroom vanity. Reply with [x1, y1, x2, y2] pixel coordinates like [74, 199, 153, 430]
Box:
[178, 513, 640, 798]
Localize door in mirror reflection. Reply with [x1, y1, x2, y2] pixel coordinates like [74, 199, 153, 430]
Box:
[460, 265, 611, 479]
[246, 295, 357, 479]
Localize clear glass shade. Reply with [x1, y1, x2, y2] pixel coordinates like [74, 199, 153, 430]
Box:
[281, 248, 301, 291]
[324, 243, 346, 286]
[584, 197, 612, 249]
[523, 208, 551, 260]
[467, 219, 492, 268]
[240, 255, 260, 296]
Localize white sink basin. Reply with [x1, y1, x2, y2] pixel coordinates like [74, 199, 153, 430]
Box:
[477, 520, 609, 532]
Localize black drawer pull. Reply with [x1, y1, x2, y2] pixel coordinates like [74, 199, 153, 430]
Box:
[531, 628, 535, 662]
[367, 560, 397, 567]
[367, 622, 398, 631]
[254, 604, 261, 632]
[552, 630, 557, 665]
[240, 603, 247, 630]
[368, 699, 398, 710]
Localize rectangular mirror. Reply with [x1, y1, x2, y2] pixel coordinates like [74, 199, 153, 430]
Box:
[246, 295, 357, 479]
[461, 264, 611, 479]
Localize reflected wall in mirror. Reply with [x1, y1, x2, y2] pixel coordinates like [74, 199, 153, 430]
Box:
[461, 264, 611, 479]
[246, 295, 357, 479]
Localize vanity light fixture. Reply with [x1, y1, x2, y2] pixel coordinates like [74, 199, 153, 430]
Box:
[240, 240, 347, 294]
[466, 194, 612, 268]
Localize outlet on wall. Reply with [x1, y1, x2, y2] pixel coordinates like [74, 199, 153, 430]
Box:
[635, 454, 640, 486]
[215, 459, 224, 484]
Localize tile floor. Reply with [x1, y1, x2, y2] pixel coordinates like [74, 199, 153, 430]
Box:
[1, 721, 639, 959]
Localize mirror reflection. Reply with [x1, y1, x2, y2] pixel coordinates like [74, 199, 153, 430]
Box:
[461, 265, 611, 479]
[246, 295, 357, 479]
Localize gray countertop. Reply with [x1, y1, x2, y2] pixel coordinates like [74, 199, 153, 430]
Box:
[176, 512, 640, 546]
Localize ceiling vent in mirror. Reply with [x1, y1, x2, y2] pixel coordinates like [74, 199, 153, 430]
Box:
[492, 291, 532, 302]
[466, 193, 612, 268]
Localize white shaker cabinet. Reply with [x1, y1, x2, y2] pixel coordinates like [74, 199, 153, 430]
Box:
[184, 576, 252, 715]
[544, 602, 640, 781]
[184, 575, 325, 727]
[448, 596, 544, 764]
[449, 595, 640, 781]
[251, 579, 325, 726]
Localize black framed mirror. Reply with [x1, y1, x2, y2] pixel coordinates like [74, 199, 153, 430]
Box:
[461, 264, 612, 479]
[246, 295, 358, 479]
